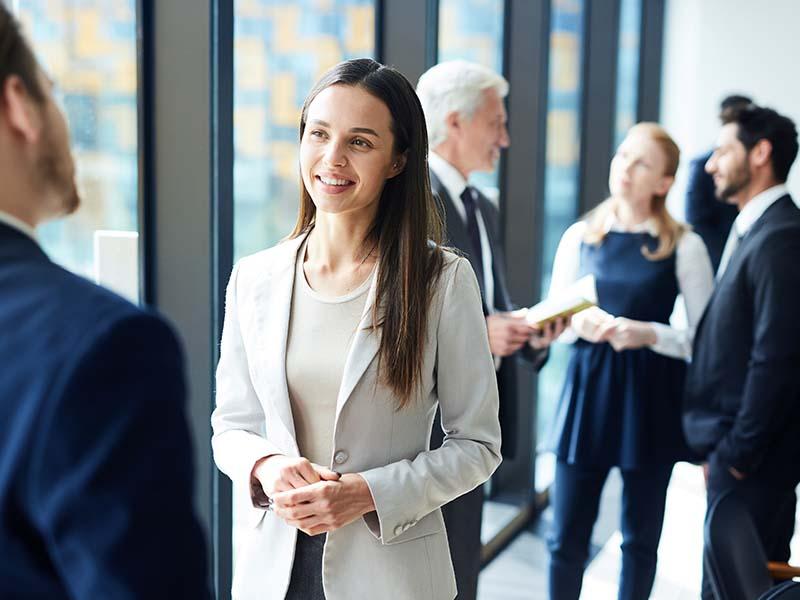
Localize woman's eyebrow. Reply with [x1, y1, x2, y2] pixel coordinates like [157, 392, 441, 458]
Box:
[309, 119, 380, 138]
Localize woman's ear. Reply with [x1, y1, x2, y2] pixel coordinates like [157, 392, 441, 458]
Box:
[655, 174, 674, 197]
[388, 152, 408, 179]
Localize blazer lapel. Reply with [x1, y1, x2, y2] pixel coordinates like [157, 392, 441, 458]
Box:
[431, 172, 487, 302]
[251, 233, 308, 445]
[335, 267, 382, 422]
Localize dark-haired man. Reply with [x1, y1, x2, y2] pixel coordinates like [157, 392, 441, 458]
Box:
[685, 94, 752, 272]
[683, 104, 800, 599]
[0, 6, 209, 598]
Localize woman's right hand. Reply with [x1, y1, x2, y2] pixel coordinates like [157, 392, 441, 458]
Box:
[570, 306, 615, 343]
[251, 455, 340, 499]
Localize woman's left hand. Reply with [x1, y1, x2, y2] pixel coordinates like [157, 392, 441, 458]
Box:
[598, 317, 657, 351]
[270, 473, 376, 536]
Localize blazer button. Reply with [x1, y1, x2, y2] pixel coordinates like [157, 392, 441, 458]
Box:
[333, 451, 349, 465]
[394, 525, 403, 536]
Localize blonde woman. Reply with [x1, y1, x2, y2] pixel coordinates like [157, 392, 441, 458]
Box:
[546, 123, 714, 600]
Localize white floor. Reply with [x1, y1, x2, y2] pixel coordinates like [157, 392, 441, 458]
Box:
[478, 463, 800, 600]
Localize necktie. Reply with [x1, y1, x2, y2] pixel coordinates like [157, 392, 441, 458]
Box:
[460, 186, 485, 287]
[717, 227, 744, 280]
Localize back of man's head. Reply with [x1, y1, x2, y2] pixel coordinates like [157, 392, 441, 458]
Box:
[729, 105, 798, 183]
[719, 94, 752, 125]
[416, 60, 508, 149]
[0, 5, 44, 104]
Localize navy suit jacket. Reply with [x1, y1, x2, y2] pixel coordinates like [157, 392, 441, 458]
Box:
[0, 222, 209, 599]
[685, 150, 738, 273]
[684, 196, 800, 488]
[430, 173, 546, 458]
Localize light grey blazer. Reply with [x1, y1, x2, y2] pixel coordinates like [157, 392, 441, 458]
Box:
[211, 233, 502, 600]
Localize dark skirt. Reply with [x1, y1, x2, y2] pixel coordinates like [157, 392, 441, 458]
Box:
[550, 340, 696, 469]
[285, 531, 326, 600]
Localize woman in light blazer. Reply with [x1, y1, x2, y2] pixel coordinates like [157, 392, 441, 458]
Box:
[211, 58, 502, 600]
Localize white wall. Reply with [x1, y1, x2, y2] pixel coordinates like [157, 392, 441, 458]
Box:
[660, 0, 800, 219]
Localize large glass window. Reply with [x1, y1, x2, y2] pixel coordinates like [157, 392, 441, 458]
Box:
[536, 0, 586, 492]
[614, 0, 641, 148]
[436, 0, 505, 196]
[15, 1, 140, 302]
[234, 0, 376, 261]
[232, 0, 376, 552]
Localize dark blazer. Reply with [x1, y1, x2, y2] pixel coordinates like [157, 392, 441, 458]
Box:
[430, 171, 546, 458]
[685, 150, 738, 273]
[684, 195, 800, 488]
[0, 222, 209, 599]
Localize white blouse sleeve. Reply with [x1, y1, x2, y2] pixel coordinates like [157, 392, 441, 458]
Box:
[546, 221, 587, 344]
[648, 231, 714, 360]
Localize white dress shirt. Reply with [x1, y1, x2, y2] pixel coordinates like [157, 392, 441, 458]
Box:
[429, 152, 496, 314]
[0, 210, 38, 243]
[548, 214, 714, 360]
[717, 184, 789, 279]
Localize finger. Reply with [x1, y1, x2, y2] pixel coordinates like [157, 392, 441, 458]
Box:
[274, 500, 320, 521]
[272, 482, 326, 507]
[294, 460, 322, 485]
[312, 464, 341, 481]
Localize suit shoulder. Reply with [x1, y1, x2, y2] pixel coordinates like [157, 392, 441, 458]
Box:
[236, 236, 302, 277]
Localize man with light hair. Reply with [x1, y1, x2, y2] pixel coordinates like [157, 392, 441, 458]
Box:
[418, 60, 564, 599]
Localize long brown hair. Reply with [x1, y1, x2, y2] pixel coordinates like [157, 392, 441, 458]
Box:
[291, 58, 444, 409]
[584, 122, 686, 260]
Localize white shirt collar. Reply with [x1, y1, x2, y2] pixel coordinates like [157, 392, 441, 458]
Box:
[601, 205, 660, 237]
[429, 152, 470, 218]
[0, 210, 38, 244]
[733, 184, 789, 237]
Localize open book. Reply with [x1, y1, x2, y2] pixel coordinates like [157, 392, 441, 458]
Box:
[525, 274, 598, 327]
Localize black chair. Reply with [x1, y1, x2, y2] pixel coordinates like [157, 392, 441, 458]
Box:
[705, 490, 773, 600]
[759, 581, 800, 600]
[705, 490, 800, 600]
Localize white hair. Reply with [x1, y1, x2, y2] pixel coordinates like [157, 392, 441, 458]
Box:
[416, 60, 509, 149]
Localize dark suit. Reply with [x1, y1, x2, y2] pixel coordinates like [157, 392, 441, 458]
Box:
[429, 171, 546, 600]
[683, 195, 800, 598]
[0, 222, 210, 599]
[685, 151, 738, 273]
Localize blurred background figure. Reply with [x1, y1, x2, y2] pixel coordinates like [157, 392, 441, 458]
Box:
[0, 5, 210, 599]
[685, 94, 752, 272]
[683, 104, 800, 600]
[417, 59, 565, 600]
[546, 123, 713, 600]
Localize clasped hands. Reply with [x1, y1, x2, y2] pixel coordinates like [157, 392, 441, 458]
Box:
[251, 455, 376, 536]
[571, 306, 657, 351]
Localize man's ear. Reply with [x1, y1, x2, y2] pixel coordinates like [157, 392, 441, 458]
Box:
[1, 75, 44, 144]
[444, 110, 461, 137]
[750, 138, 773, 170]
[388, 151, 408, 179]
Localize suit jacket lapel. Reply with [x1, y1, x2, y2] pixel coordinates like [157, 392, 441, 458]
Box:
[251, 233, 307, 444]
[430, 172, 488, 304]
[335, 267, 382, 423]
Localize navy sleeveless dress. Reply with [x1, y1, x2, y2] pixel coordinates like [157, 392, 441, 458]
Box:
[550, 231, 695, 469]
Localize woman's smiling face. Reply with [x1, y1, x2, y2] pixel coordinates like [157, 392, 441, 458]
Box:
[300, 84, 405, 222]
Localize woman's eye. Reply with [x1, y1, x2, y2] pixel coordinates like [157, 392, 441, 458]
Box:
[352, 138, 371, 148]
[309, 130, 326, 139]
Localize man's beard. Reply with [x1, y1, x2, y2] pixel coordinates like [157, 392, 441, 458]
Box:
[716, 161, 751, 202]
[36, 121, 81, 216]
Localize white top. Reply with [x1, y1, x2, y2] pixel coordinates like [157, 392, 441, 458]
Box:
[285, 238, 373, 467]
[548, 214, 714, 360]
[717, 184, 789, 278]
[429, 151, 496, 313]
[0, 210, 38, 243]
